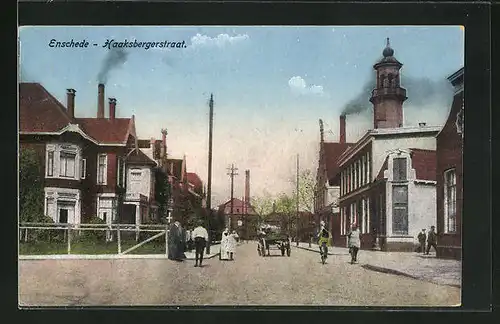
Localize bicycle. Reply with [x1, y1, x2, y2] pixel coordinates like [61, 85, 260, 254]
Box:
[320, 241, 328, 264]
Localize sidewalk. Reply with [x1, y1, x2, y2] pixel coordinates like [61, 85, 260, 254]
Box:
[19, 244, 221, 261]
[294, 242, 461, 288]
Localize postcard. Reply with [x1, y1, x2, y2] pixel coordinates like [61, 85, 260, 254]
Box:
[18, 25, 464, 307]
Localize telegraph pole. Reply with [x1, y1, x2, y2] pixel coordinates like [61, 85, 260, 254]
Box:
[296, 153, 300, 246]
[206, 94, 214, 254]
[227, 164, 238, 231]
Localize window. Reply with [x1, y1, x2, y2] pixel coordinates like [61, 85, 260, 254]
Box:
[117, 157, 125, 187]
[47, 151, 54, 176]
[392, 185, 408, 234]
[393, 157, 407, 182]
[97, 154, 107, 185]
[59, 152, 76, 178]
[444, 169, 457, 233]
[81, 159, 86, 179]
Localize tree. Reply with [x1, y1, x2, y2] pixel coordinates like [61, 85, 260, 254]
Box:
[19, 147, 44, 222]
[155, 169, 172, 224]
[251, 190, 274, 224]
[290, 168, 315, 213]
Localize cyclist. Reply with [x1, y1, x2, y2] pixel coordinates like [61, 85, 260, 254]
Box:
[317, 222, 331, 261]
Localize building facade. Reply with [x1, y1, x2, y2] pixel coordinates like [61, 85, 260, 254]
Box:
[20, 83, 137, 225]
[436, 67, 464, 260]
[335, 40, 440, 251]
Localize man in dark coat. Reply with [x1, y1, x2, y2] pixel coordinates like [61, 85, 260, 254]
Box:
[168, 221, 186, 261]
[425, 226, 438, 255]
[417, 229, 426, 253]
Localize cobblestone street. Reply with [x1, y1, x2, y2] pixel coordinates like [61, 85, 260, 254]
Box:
[19, 242, 460, 307]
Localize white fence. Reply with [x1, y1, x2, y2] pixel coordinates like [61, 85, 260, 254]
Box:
[19, 222, 169, 255]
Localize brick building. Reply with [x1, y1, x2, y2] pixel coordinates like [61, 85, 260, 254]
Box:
[19, 83, 137, 225]
[335, 39, 440, 251]
[436, 67, 463, 260]
[314, 117, 353, 245]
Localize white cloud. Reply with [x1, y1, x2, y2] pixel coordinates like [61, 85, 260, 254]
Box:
[190, 33, 249, 48]
[288, 76, 325, 96]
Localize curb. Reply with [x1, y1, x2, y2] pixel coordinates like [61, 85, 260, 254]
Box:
[361, 264, 461, 289]
[19, 252, 221, 261]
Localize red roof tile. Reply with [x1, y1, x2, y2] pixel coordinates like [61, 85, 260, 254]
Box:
[75, 118, 132, 144]
[410, 149, 436, 181]
[186, 172, 203, 190]
[322, 142, 354, 183]
[19, 83, 72, 132]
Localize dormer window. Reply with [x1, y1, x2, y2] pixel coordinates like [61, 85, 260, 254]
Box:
[393, 157, 407, 182]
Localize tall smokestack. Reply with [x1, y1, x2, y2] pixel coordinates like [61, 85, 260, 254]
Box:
[244, 170, 250, 214]
[109, 98, 116, 120]
[66, 88, 76, 119]
[161, 128, 168, 158]
[339, 115, 346, 144]
[97, 83, 105, 118]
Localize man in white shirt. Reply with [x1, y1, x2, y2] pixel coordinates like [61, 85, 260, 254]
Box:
[192, 220, 209, 267]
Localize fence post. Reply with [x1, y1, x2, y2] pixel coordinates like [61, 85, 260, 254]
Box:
[67, 224, 72, 255]
[117, 223, 122, 254]
[24, 228, 28, 243]
[165, 224, 168, 256]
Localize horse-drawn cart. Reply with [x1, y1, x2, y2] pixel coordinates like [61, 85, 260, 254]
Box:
[257, 225, 291, 257]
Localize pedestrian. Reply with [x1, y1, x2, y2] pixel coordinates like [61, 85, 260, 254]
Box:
[347, 224, 361, 264]
[168, 220, 186, 261]
[192, 220, 209, 267]
[417, 229, 426, 253]
[425, 226, 438, 255]
[227, 230, 237, 260]
[220, 228, 230, 260]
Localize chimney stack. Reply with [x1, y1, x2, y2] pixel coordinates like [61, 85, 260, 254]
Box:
[97, 83, 105, 118]
[244, 170, 250, 214]
[339, 115, 346, 144]
[161, 128, 168, 158]
[66, 88, 76, 119]
[109, 98, 116, 120]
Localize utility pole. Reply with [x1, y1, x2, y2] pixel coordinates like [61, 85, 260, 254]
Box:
[206, 94, 214, 254]
[296, 153, 300, 246]
[227, 164, 238, 231]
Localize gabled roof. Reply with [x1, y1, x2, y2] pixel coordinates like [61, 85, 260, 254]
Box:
[321, 142, 354, 182]
[138, 139, 162, 160]
[75, 118, 133, 145]
[19, 82, 135, 146]
[19, 83, 72, 132]
[375, 149, 436, 182]
[126, 148, 157, 166]
[186, 172, 203, 190]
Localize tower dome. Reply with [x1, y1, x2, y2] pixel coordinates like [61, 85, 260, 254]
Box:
[382, 37, 394, 57]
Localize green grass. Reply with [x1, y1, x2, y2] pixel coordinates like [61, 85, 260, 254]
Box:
[19, 236, 167, 255]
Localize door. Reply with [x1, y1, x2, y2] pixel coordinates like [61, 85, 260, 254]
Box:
[99, 209, 112, 225]
[58, 202, 75, 224]
[59, 209, 68, 223]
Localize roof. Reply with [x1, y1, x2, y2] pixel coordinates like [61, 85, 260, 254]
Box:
[126, 148, 157, 166]
[375, 149, 436, 181]
[75, 118, 132, 144]
[167, 158, 184, 179]
[321, 142, 353, 182]
[138, 139, 162, 159]
[19, 83, 72, 132]
[186, 172, 203, 190]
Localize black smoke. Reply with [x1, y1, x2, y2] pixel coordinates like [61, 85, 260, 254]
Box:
[97, 48, 129, 84]
[341, 71, 454, 117]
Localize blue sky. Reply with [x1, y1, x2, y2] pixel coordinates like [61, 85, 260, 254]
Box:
[19, 26, 464, 206]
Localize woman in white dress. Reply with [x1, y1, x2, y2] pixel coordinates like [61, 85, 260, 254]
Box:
[227, 231, 237, 260]
[220, 228, 230, 260]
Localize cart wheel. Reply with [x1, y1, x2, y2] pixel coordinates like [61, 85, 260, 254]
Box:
[287, 247, 291, 257]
